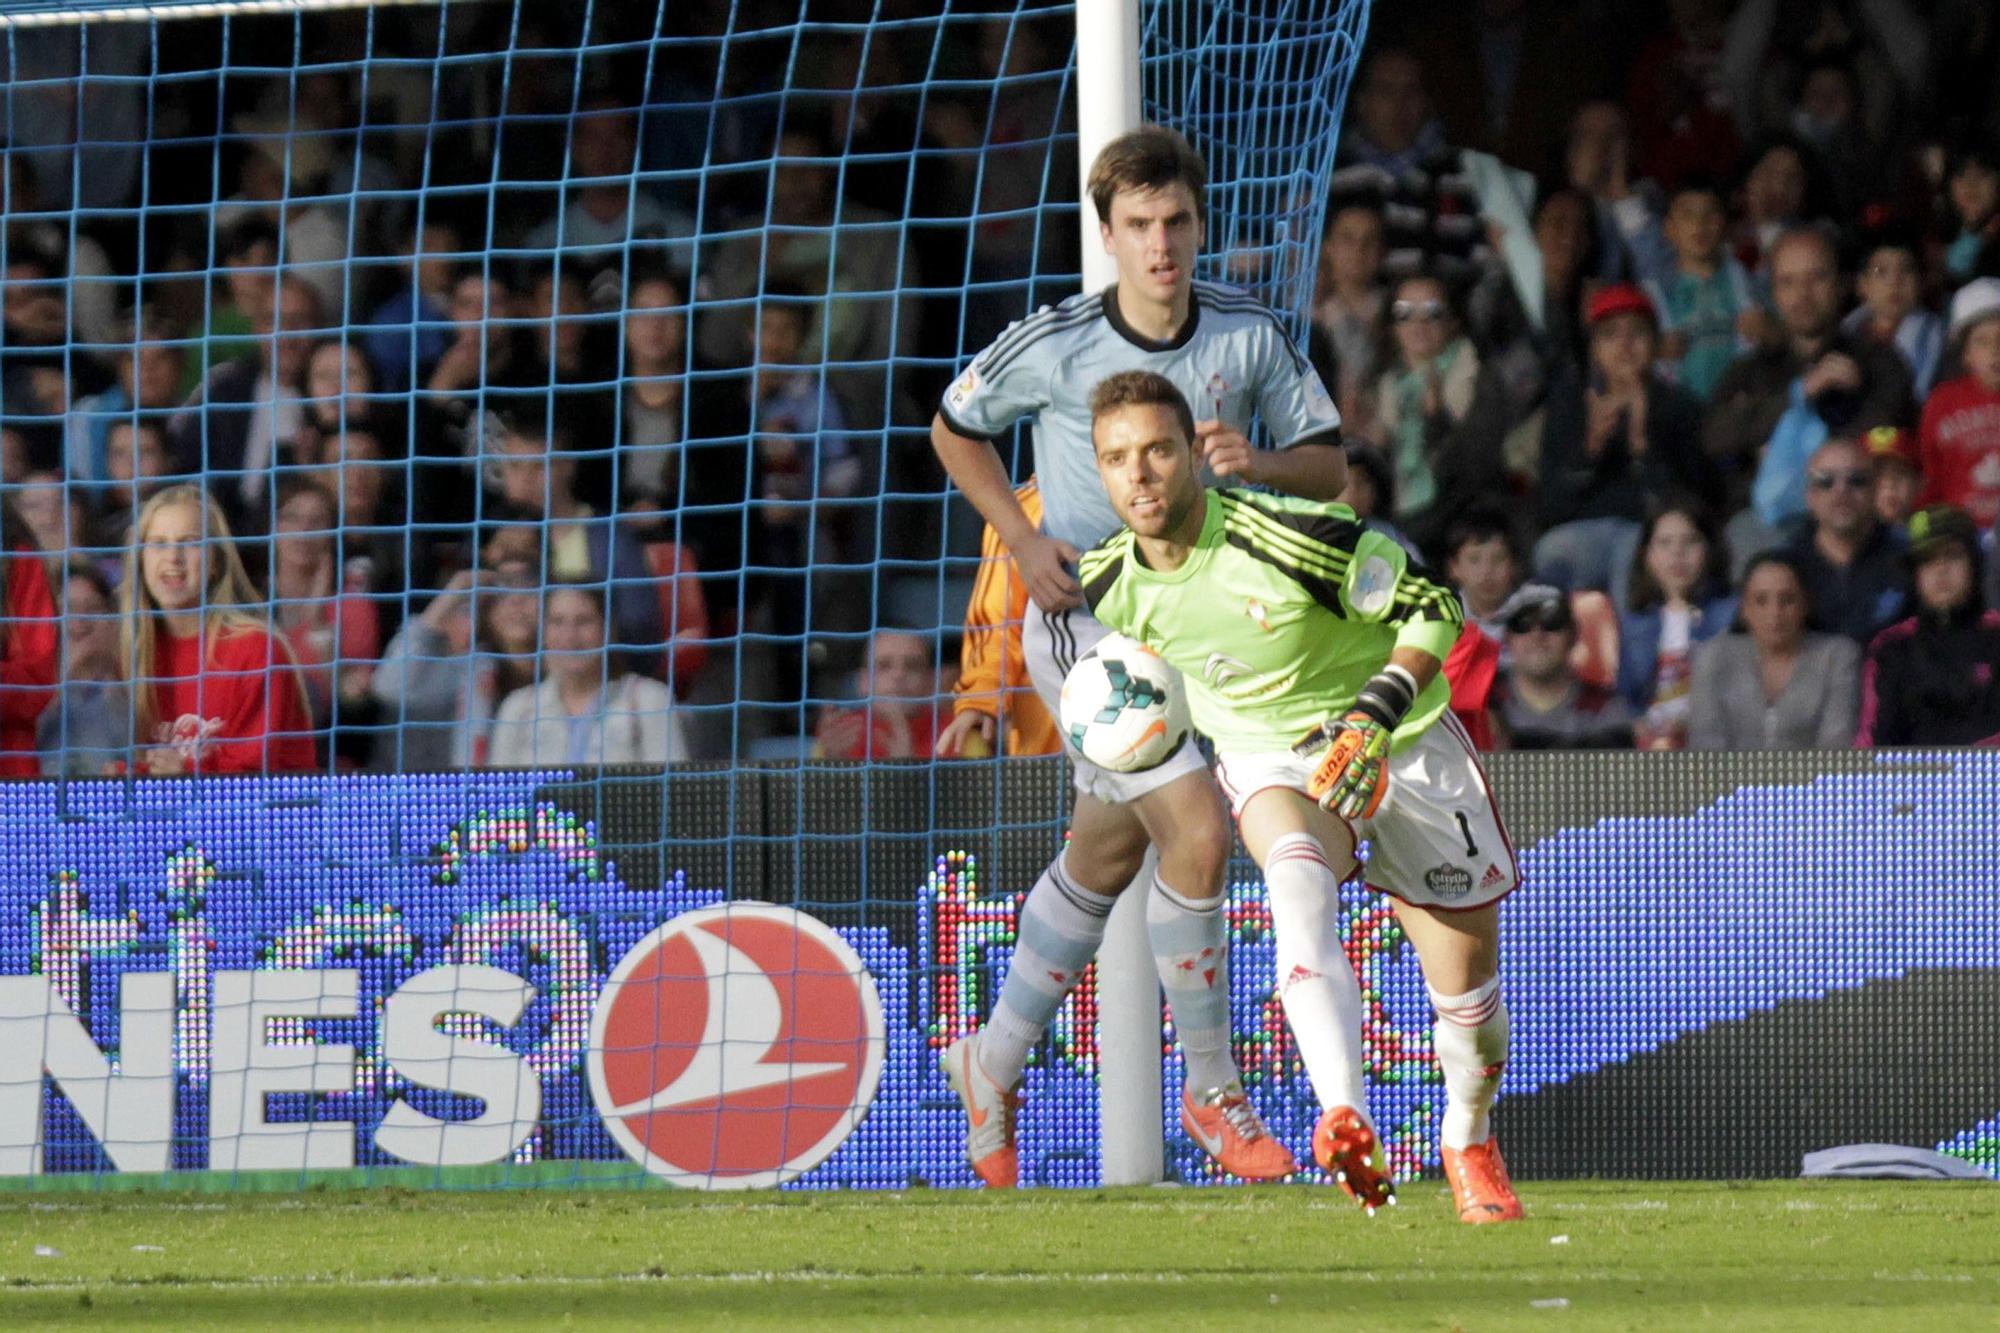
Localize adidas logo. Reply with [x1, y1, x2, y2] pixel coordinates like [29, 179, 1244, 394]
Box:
[1478, 863, 1505, 890]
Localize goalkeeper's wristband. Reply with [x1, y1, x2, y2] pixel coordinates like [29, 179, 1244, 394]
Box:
[1349, 664, 1420, 731]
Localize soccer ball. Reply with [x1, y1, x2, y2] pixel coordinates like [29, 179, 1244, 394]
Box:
[1058, 634, 1190, 773]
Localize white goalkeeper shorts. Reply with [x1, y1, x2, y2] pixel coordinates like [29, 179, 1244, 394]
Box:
[1212, 712, 1518, 912]
[1022, 602, 1208, 805]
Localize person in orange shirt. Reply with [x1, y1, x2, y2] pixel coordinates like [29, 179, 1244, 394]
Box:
[937, 480, 1061, 758]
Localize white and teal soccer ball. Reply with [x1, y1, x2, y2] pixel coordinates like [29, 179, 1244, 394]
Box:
[1058, 634, 1190, 773]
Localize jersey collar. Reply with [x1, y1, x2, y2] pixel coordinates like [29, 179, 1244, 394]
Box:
[1103, 286, 1200, 352]
[1128, 489, 1224, 584]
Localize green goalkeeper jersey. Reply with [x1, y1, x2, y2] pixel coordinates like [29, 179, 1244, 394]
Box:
[1077, 488, 1464, 755]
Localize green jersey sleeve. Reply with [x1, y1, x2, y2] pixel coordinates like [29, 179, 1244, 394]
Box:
[1214, 490, 1462, 662]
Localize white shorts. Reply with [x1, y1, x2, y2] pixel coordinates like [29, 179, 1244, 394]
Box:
[1022, 602, 1208, 804]
[1212, 713, 1518, 911]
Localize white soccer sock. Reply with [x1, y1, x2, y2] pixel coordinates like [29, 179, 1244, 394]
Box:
[1263, 832, 1369, 1119]
[1147, 873, 1238, 1094]
[1429, 976, 1509, 1149]
[980, 853, 1116, 1088]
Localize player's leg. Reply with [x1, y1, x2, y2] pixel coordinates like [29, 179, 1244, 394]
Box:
[1232, 773, 1392, 1210]
[1129, 766, 1298, 1180]
[944, 791, 1148, 1187]
[1363, 715, 1522, 1222]
[1389, 899, 1519, 1222]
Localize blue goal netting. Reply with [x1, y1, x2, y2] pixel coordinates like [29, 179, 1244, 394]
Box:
[0, 0, 1373, 1189]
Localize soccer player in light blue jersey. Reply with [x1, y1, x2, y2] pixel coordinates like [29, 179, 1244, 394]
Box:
[1077, 370, 1523, 1223]
[930, 126, 1347, 1187]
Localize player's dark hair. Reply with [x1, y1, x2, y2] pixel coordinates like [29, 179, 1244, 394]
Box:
[1625, 495, 1731, 613]
[1087, 124, 1206, 225]
[1087, 370, 1196, 448]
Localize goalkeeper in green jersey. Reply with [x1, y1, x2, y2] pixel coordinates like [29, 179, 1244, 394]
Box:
[1077, 370, 1524, 1224]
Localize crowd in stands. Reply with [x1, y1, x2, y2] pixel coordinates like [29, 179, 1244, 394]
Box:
[5, 0, 2000, 773]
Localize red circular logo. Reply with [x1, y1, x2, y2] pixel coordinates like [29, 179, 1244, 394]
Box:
[587, 904, 884, 1188]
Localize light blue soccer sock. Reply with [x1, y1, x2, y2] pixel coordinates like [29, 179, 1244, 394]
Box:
[1263, 832, 1369, 1118]
[979, 853, 1116, 1088]
[1430, 976, 1509, 1148]
[1148, 873, 1238, 1095]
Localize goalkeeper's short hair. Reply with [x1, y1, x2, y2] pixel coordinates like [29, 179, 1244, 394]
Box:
[1087, 370, 1196, 447]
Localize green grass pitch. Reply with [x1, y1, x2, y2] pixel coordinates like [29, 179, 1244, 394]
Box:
[3, 1181, 1998, 1329]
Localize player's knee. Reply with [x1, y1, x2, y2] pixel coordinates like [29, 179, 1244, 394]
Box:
[1061, 832, 1147, 896]
[1158, 815, 1231, 899]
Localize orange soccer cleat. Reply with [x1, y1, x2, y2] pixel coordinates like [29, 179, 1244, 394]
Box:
[1312, 1106, 1397, 1214]
[943, 1035, 1022, 1189]
[1182, 1081, 1300, 1181]
[1442, 1138, 1524, 1223]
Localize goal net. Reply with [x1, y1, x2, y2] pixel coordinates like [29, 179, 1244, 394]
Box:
[0, 0, 1373, 1189]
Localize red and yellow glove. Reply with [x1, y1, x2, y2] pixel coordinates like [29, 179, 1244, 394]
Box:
[1297, 665, 1420, 821]
[1303, 712, 1392, 820]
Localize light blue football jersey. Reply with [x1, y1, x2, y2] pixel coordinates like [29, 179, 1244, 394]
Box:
[939, 281, 1342, 549]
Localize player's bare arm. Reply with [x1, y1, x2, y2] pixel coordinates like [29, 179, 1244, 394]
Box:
[929, 413, 1082, 611]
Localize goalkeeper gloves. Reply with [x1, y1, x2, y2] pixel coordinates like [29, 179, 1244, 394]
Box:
[1298, 664, 1420, 821]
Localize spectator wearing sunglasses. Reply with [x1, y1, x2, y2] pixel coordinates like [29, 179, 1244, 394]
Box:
[1782, 437, 1908, 644]
[1688, 553, 1859, 752]
[1493, 584, 1635, 751]
[1371, 272, 1483, 551]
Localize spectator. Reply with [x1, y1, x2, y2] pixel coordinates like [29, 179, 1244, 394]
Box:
[0, 498, 58, 776]
[119, 484, 315, 774]
[14, 470, 77, 566]
[1443, 509, 1525, 646]
[187, 218, 276, 387]
[424, 272, 528, 413]
[1642, 178, 1759, 400]
[523, 98, 693, 281]
[1337, 443, 1420, 557]
[225, 110, 349, 318]
[620, 272, 692, 506]
[1372, 271, 1481, 546]
[1563, 100, 1670, 286]
[1857, 505, 2000, 746]
[268, 479, 382, 730]
[1535, 284, 1711, 604]
[1864, 424, 1924, 531]
[1310, 196, 1388, 429]
[89, 419, 173, 549]
[1842, 232, 1944, 400]
[1689, 552, 1860, 750]
[1623, 0, 1740, 190]
[522, 266, 617, 501]
[2, 229, 98, 463]
[1784, 437, 1908, 643]
[300, 339, 386, 447]
[489, 422, 662, 661]
[937, 480, 1060, 759]
[1494, 584, 1635, 750]
[1729, 137, 1820, 280]
[66, 317, 185, 491]
[1705, 226, 1913, 532]
[370, 562, 539, 771]
[307, 426, 407, 600]
[1466, 185, 1600, 455]
[1329, 46, 1486, 283]
[3, 156, 120, 347]
[814, 627, 947, 761]
[37, 563, 129, 776]
[617, 271, 755, 593]
[1618, 500, 1737, 750]
[487, 582, 687, 767]
[363, 218, 461, 394]
[168, 273, 323, 527]
[1941, 144, 2000, 287]
[1916, 278, 2000, 527]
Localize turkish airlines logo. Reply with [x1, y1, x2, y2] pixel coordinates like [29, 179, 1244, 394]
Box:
[587, 904, 884, 1189]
